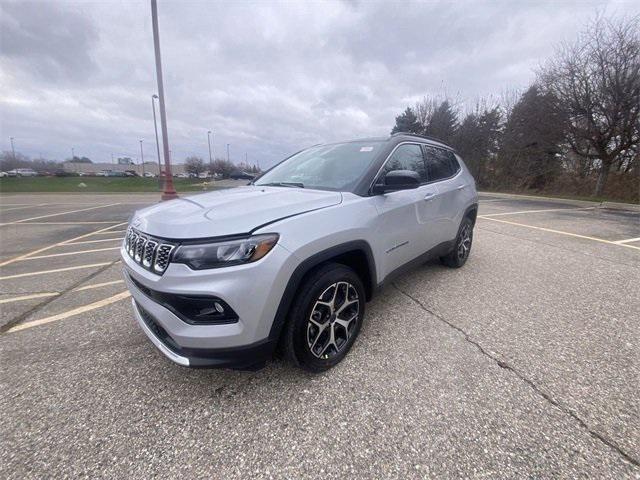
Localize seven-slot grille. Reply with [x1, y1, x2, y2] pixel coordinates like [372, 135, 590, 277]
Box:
[124, 227, 175, 274]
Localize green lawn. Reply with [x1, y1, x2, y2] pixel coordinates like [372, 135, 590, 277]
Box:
[0, 176, 227, 193]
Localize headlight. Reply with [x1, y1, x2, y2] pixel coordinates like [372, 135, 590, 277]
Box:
[172, 233, 279, 270]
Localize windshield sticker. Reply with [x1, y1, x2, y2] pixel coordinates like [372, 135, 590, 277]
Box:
[360, 146, 374, 152]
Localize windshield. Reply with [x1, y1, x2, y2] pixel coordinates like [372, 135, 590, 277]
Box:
[255, 141, 384, 192]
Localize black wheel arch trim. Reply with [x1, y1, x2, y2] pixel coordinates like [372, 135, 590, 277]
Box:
[268, 240, 376, 342]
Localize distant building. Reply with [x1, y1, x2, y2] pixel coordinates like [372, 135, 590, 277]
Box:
[117, 157, 135, 165]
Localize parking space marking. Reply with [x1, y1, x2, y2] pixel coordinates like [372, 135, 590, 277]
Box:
[0, 203, 121, 226]
[66, 237, 123, 245]
[480, 206, 596, 217]
[19, 247, 121, 261]
[0, 292, 60, 304]
[6, 291, 131, 333]
[73, 280, 124, 292]
[0, 203, 48, 212]
[0, 262, 112, 280]
[614, 237, 640, 245]
[478, 216, 640, 251]
[93, 229, 127, 235]
[0, 222, 126, 267]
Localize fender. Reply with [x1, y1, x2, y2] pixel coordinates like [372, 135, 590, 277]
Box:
[268, 240, 376, 342]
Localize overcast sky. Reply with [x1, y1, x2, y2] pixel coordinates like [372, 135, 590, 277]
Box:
[1, 0, 638, 169]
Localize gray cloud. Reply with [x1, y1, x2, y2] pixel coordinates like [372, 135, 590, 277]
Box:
[1, 0, 638, 169]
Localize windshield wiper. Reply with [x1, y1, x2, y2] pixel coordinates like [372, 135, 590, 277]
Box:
[258, 182, 304, 188]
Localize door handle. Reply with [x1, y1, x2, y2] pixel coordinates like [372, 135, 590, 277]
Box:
[423, 192, 436, 201]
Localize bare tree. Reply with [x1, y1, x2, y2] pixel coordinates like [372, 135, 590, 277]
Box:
[538, 15, 640, 196]
[184, 156, 206, 175]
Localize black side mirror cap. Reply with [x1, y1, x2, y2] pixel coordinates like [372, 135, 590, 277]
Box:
[373, 170, 421, 194]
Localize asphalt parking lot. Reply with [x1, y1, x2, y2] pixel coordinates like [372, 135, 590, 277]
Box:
[1, 191, 639, 479]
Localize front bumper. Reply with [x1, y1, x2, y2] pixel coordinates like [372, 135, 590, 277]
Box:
[122, 242, 296, 369]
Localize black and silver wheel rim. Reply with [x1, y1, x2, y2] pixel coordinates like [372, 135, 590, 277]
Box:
[307, 281, 360, 359]
[457, 223, 472, 261]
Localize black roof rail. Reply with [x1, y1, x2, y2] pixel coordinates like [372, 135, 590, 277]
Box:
[390, 132, 452, 147]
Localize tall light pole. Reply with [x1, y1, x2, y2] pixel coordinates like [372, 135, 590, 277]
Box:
[150, 0, 177, 200]
[139, 140, 145, 177]
[226, 143, 230, 162]
[71, 147, 75, 159]
[151, 94, 162, 186]
[9, 137, 15, 160]
[207, 130, 213, 175]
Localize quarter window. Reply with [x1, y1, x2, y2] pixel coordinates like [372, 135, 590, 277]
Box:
[424, 146, 458, 181]
[380, 144, 427, 182]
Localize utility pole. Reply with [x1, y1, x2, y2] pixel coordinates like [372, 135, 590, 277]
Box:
[139, 140, 145, 177]
[71, 147, 75, 159]
[226, 143, 230, 162]
[9, 137, 16, 160]
[150, 0, 177, 200]
[151, 94, 162, 187]
[111, 153, 114, 164]
[207, 130, 213, 175]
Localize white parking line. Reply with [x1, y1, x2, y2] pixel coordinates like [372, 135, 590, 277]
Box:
[73, 280, 124, 292]
[614, 237, 640, 245]
[7, 291, 131, 333]
[7, 221, 121, 225]
[0, 222, 126, 267]
[0, 203, 121, 226]
[92, 230, 127, 235]
[478, 216, 640, 251]
[0, 292, 60, 304]
[65, 237, 123, 245]
[18, 247, 121, 261]
[480, 206, 596, 217]
[0, 262, 112, 280]
[0, 203, 48, 212]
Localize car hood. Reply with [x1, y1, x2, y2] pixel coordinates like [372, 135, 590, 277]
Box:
[132, 186, 342, 239]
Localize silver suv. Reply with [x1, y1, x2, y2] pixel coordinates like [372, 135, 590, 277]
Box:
[122, 133, 478, 371]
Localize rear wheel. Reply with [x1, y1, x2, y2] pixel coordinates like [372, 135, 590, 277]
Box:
[441, 216, 473, 268]
[283, 263, 365, 372]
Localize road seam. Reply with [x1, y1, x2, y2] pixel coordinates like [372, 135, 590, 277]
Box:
[0, 261, 121, 334]
[393, 283, 640, 469]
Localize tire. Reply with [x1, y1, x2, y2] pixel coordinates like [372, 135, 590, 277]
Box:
[282, 263, 366, 372]
[440, 216, 474, 268]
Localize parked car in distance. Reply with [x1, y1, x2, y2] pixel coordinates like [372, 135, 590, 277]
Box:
[0, 171, 8, 177]
[229, 170, 255, 180]
[144, 172, 156, 178]
[54, 170, 78, 177]
[122, 133, 478, 372]
[7, 168, 38, 177]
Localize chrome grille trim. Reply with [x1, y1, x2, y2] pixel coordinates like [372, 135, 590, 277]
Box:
[124, 227, 175, 275]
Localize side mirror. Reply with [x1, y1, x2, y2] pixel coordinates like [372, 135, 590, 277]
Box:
[372, 170, 421, 194]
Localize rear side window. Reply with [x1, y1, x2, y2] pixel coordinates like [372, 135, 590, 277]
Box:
[381, 144, 427, 182]
[424, 146, 458, 181]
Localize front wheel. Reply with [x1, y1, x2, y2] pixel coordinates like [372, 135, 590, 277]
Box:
[441, 217, 474, 268]
[282, 263, 365, 372]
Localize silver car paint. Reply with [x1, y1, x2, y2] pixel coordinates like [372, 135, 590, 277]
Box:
[122, 145, 478, 364]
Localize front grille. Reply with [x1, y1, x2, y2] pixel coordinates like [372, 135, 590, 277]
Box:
[124, 227, 175, 275]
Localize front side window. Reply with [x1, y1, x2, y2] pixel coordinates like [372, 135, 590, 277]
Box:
[254, 141, 383, 192]
[424, 146, 457, 181]
[380, 144, 427, 182]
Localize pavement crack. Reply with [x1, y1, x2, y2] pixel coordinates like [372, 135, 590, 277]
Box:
[392, 282, 640, 469]
[0, 260, 120, 335]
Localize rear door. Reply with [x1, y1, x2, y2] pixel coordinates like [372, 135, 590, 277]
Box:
[371, 143, 440, 278]
[423, 145, 468, 244]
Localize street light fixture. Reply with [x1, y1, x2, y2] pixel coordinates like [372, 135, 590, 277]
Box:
[150, 0, 177, 200]
[151, 94, 162, 187]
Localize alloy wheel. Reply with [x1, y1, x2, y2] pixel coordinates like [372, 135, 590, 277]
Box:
[307, 281, 360, 359]
[457, 223, 472, 261]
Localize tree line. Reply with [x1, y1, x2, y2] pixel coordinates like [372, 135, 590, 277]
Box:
[391, 16, 639, 202]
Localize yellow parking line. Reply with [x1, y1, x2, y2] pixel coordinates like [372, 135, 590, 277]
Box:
[0, 292, 60, 304]
[0, 222, 126, 267]
[480, 206, 595, 217]
[7, 291, 131, 333]
[65, 237, 123, 245]
[0, 262, 112, 280]
[478, 216, 640, 251]
[0, 203, 121, 226]
[18, 247, 121, 261]
[73, 280, 125, 292]
[614, 237, 640, 245]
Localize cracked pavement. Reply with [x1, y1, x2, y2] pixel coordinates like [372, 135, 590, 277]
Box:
[1, 192, 639, 478]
